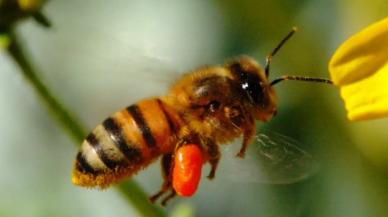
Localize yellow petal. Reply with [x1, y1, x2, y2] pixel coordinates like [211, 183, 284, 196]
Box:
[340, 62, 388, 121]
[329, 17, 388, 86]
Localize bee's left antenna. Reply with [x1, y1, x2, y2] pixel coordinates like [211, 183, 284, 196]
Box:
[265, 27, 298, 78]
[270, 75, 333, 86]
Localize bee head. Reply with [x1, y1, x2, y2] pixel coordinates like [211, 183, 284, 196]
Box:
[228, 56, 277, 122]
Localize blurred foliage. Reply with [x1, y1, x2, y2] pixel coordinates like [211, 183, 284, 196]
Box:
[216, 0, 307, 42]
[3, 1, 166, 217]
[0, 0, 50, 30]
[0, 33, 10, 48]
[1, 1, 388, 217]
[170, 203, 195, 217]
[17, 0, 41, 11]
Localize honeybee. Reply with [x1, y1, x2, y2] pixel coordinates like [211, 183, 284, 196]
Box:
[72, 28, 332, 205]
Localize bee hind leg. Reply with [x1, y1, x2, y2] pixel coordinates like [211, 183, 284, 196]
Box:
[149, 188, 170, 204]
[149, 153, 174, 204]
[161, 190, 177, 206]
[205, 140, 220, 180]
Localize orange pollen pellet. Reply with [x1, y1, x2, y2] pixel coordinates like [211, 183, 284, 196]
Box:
[172, 144, 203, 197]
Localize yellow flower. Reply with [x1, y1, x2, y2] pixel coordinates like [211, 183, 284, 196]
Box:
[329, 17, 388, 121]
[18, 0, 41, 11]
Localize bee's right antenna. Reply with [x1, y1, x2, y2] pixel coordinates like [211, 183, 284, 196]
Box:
[265, 27, 298, 78]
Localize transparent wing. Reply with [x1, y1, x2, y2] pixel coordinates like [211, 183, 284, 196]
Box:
[37, 15, 183, 95]
[217, 131, 318, 184]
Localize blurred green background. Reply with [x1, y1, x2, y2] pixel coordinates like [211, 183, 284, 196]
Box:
[1, 0, 388, 217]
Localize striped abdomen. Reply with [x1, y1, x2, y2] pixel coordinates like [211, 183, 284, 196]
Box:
[72, 98, 181, 188]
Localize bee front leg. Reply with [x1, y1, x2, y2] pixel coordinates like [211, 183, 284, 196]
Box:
[205, 140, 220, 180]
[149, 153, 175, 205]
[236, 120, 255, 158]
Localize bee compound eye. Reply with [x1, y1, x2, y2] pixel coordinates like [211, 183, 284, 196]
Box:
[241, 74, 265, 106]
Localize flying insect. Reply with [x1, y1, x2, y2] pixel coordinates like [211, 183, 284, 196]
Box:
[72, 27, 332, 205]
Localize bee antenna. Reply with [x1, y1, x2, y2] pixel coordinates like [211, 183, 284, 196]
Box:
[265, 27, 298, 78]
[270, 75, 333, 86]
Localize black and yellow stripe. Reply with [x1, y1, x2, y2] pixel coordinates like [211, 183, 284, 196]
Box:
[72, 98, 183, 188]
[127, 105, 157, 149]
[102, 117, 142, 164]
[75, 152, 96, 174]
[156, 99, 177, 135]
[86, 132, 125, 170]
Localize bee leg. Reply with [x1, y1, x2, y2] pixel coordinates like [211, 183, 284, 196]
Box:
[205, 140, 220, 180]
[149, 153, 174, 204]
[236, 122, 255, 158]
[161, 190, 177, 206]
[149, 188, 170, 204]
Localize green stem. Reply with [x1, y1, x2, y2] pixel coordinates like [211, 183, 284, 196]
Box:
[7, 30, 86, 143]
[7, 30, 166, 217]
